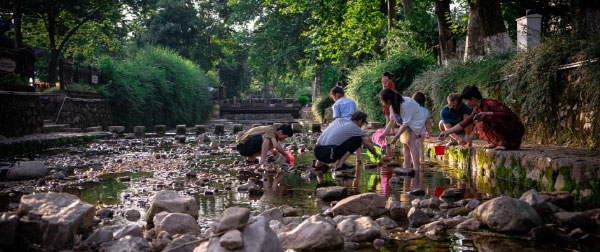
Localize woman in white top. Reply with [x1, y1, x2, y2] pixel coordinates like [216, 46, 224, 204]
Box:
[378, 88, 427, 171]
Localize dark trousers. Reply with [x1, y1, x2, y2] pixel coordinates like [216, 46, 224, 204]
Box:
[314, 136, 362, 163]
[237, 135, 263, 157]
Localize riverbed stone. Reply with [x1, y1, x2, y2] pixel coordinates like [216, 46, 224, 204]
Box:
[194, 125, 205, 135]
[539, 191, 574, 210]
[6, 161, 48, 181]
[554, 212, 596, 230]
[154, 125, 166, 136]
[213, 207, 250, 233]
[331, 193, 387, 218]
[386, 197, 408, 221]
[145, 190, 199, 228]
[233, 124, 244, 133]
[0, 212, 18, 247]
[176, 125, 187, 135]
[214, 124, 225, 135]
[134, 126, 145, 138]
[418, 197, 441, 209]
[375, 216, 398, 229]
[86, 224, 143, 245]
[279, 205, 297, 217]
[447, 207, 471, 218]
[316, 186, 347, 201]
[337, 216, 388, 242]
[108, 126, 125, 134]
[260, 207, 284, 223]
[528, 226, 556, 241]
[278, 215, 343, 250]
[125, 209, 141, 221]
[474, 196, 543, 233]
[393, 168, 415, 177]
[105, 235, 152, 252]
[206, 216, 283, 252]
[164, 234, 201, 252]
[17, 192, 95, 250]
[466, 199, 481, 210]
[456, 218, 480, 231]
[220, 229, 243, 250]
[439, 188, 464, 202]
[154, 212, 202, 236]
[408, 207, 430, 228]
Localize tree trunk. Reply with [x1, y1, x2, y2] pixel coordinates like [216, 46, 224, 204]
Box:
[572, 0, 600, 35]
[13, 0, 22, 49]
[464, 0, 513, 61]
[400, 0, 414, 19]
[434, 0, 456, 64]
[387, 0, 396, 30]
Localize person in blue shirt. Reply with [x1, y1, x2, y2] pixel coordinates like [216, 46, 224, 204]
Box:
[330, 83, 362, 165]
[439, 93, 473, 146]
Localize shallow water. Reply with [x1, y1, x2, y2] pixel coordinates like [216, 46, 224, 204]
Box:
[1, 136, 598, 251]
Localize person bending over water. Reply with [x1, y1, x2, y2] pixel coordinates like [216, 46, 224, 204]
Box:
[439, 85, 525, 150]
[439, 93, 473, 147]
[412, 91, 432, 164]
[313, 111, 380, 172]
[236, 124, 294, 165]
[378, 88, 427, 171]
[330, 83, 362, 165]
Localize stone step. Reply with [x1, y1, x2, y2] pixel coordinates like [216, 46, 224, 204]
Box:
[43, 119, 54, 124]
[63, 128, 82, 133]
[42, 124, 70, 133]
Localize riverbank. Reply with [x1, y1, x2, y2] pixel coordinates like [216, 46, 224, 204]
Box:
[424, 139, 600, 207]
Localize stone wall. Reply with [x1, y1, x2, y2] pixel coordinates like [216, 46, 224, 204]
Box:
[222, 113, 294, 120]
[56, 98, 112, 129]
[424, 140, 600, 206]
[0, 91, 44, 137]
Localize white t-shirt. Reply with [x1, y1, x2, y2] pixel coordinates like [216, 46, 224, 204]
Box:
[389, 97, 427, 133]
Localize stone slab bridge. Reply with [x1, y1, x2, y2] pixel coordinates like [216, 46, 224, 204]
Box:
[219, 99, 303, 120]
[423, 139, 600, 206]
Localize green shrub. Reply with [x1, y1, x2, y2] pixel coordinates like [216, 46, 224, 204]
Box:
[312, 95, 334, 123]
[346, 53, 433, 123]
[297, 95, 310, 106]
[0, 73, 28, 86]
[97, 46, 215, 130]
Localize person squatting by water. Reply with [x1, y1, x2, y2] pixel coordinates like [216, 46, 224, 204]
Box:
[378, 88, 427, 171]
[412, 91, 432, 164]
[439, 93, 474, 148]
[236, 124, 294, 165]
[330, 82, 362, 165]
[313, 111, 380, 173]
[439, 85, 525, 150]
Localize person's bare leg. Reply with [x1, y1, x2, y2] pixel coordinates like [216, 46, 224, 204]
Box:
[259, 138, 271, 164]
[408, 133, 421, 171]
[335, 151, 353, 169]
[416, 137, 425, 164]
[355, 147, 361, 165]
[403, 143, 411, 169]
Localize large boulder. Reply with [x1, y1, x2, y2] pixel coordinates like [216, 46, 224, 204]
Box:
[205, 216, 283, 252]
[316, 186, 347, 201]
[278, 215, 343, 250]
[6, 161, 48, 181]
[145, 190, 198, 227]
[337, 216, 388, 242]
[0, 212, 18, 247]
[519, 189, 558, 217]
[331, 193, 387, 218]
[154, 212, 202, 236]
[473, 196, 543, 233]
[17, 192, 94, 250]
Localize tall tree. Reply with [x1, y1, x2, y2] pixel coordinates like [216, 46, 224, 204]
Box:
[400, 0, 414, 19]
[434, 0, 455, 63]
[464, 0, 513, 60]
[12, 0, 22, 49]
[571, 0, 600, 35]
[387, 0, 396, 30]
[20, 0, 121, 84]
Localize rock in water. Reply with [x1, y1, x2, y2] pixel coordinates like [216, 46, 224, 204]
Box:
[213, 207, 250, 233]
[386, 198, 408, 221]
[554, 212, 596, 230]
[145, 190, 198, 227]
[206, 216, 283, 252]
[337, 216, 388, 242]
[331, 193, 387, 218]
[376, 216, 398, 229]
[278, 215, 343, 250]
[154, 212, 202, 236]
[474, 196, 543, 233]
[259, 207, 284, 223]
[0, 213, 18, 247]
[125, 209, 141, 221]
[17, 192, 94, 250]
[316, 186, 347, 201]
[163, 234, 200, 252]
[407, 207, 430, 228]
[105, 235, 152, 252]
[456, 218, 480, 231]
[6, 161, 48, 181]
[220, 229, 244, 250]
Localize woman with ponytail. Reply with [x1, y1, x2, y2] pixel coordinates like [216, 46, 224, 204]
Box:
[378, 88, 427, 171]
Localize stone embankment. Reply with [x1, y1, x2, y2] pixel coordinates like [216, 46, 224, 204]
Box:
[424, 139, 600, 206]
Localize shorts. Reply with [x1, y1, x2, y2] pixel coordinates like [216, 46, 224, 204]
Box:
[314, 136, 362, 163]
[237, 135, 263, 157]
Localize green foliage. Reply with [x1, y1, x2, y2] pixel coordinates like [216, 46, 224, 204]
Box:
[297, 95, 310, 106]
[312, 95, 334, 123]
[97, 46, 215, 130]
[0, 73, 28, 86]
[346, 52, 434, 123]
